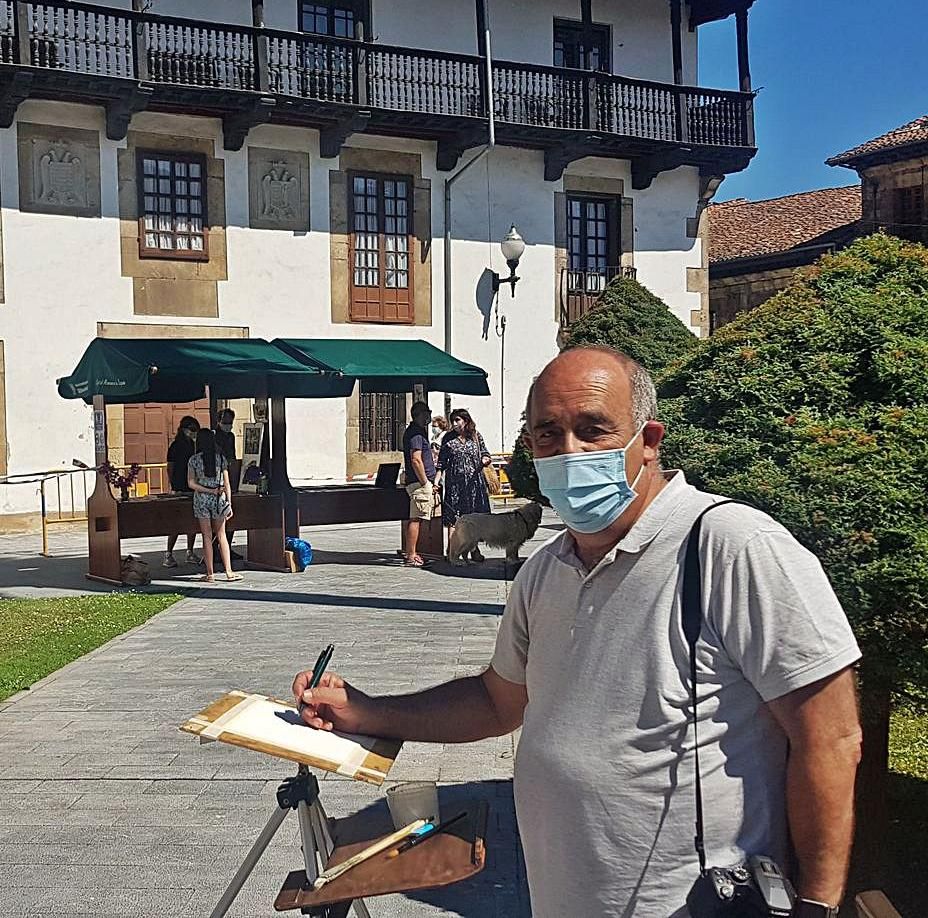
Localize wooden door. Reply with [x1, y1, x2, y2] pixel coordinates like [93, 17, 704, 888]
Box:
[123, 400, 210, 493]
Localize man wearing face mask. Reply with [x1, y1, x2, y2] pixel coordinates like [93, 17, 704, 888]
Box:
[291, 347, 862, 918]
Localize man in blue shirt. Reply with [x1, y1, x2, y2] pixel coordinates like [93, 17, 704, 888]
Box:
[402, 401, 437, 567]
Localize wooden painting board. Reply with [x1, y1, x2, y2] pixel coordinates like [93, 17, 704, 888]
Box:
[181, 691, 401, 785]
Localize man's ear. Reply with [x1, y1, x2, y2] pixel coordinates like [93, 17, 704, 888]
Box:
[642, 421, 665, 462]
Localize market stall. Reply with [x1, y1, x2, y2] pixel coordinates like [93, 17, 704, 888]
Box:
[57, 337, 489, 583]
[270, 339, 490, 549]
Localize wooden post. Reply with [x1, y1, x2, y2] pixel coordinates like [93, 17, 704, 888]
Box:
[669, 0, 684, 85]
[736, 5, 755, 147]
[14, 0, 31, 67]
[474, 0, 487, 57]
[130, 0, 150, 81]
[736, 6, 752, 92]
[356, 21, 368, 107]
[252, 0, 270, 92]
[580, 0, 594, 70]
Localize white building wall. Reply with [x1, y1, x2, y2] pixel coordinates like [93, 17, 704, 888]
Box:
[0, 109, 705, 519]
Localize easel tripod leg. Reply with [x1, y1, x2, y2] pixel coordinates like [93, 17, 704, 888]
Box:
[210, 803, 289, 918]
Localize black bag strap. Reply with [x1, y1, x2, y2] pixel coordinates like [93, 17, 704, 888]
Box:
[682, 499, 752, 873]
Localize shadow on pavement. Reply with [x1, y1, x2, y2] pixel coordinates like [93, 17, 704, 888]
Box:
[329, 779, 529, 918]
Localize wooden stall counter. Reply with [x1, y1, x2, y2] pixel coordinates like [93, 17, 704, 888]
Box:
[294, 484, 443, 559]
[87, 477, 289, 584]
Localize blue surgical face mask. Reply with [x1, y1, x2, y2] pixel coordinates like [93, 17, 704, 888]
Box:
[533, 425, 646, 534]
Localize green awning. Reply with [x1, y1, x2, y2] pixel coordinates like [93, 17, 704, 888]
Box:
[274, 339, 490, 396]
[57, 338, 353, 404]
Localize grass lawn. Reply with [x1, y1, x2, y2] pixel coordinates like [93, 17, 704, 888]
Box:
[0, 593, 181, 702]
[883, 706, 928, 917]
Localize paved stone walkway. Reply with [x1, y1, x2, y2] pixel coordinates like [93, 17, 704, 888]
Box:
[0, 513, 562, 917]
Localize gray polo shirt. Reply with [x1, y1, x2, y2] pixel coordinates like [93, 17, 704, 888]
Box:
[491, 471, 860, 917]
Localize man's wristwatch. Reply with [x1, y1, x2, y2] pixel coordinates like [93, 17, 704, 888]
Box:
[792, 898, 840, 918]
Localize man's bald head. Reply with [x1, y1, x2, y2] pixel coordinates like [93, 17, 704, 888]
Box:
[525, 346, 657, 431]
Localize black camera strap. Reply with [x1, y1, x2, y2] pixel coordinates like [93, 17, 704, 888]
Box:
[682, 499, 749, 874]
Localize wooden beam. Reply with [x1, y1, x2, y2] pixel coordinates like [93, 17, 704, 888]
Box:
[251, 0, 265, 27]
[319, 111, 370, 159]
[736, 6, 751, 92]
[105, 84, 153, 141]
[670, 0, 684, 85]
[222, 97, 276, 152]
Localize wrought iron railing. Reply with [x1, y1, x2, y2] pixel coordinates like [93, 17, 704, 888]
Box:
[0, 0, 755, 148]
[560, 265, 638, 327]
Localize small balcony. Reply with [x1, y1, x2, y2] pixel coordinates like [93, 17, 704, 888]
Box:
[0, 0, 756, 182]
[560, 265, 637, 327]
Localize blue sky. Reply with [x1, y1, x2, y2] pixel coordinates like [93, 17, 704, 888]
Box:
[699, 0, 928, 202]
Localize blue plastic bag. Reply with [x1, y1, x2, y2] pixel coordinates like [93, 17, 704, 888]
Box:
[285, 537, 313, 572]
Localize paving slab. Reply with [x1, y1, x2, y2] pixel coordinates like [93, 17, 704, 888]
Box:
[0, 513, 561, 917]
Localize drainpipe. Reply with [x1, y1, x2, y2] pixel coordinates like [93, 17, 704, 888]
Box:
[443, 0, 496, 418]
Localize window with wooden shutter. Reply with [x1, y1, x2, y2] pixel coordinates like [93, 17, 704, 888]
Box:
[359, 391, 408, 451]
[893, 186, 926, 242]
[349, 173, 414, 323]
[137, 151, 208, 261]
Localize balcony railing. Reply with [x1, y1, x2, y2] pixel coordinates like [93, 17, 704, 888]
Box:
[560, 265, 637, 327]
[0, 0, 754, 149]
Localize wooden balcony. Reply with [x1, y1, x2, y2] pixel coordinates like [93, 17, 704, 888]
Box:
[560, 265, 637, 327]
[0, 0, 756, 183]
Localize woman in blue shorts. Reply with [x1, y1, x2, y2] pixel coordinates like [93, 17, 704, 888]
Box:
[187, 429, 243, 583]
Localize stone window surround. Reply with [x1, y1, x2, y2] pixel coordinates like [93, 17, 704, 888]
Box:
[329, 146, 432, 328]
[117, 131, 227, 319]
[554, 174, 634, 322]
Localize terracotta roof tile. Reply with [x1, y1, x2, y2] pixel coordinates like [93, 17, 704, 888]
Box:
[827, 115, 928, 167]
[708, 185, 861, 264]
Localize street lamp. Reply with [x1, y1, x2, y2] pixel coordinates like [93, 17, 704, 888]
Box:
[492, 225, 525, 297]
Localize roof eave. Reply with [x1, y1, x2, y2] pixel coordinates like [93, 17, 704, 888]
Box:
[827, 139, 928, 171]
[689, 0, 756, 28]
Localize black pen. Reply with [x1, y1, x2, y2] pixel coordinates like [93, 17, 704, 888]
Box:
[388, 811, 468, 857]
[298, 643, 334, 716]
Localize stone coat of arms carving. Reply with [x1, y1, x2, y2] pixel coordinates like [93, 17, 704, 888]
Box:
[35, 139, 87, 207]
[260, 161, 298, 222]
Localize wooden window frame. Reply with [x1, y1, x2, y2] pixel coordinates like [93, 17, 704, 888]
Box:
[566, 193, 620, 287]
[298, 0, 370, 39]
[348, 170, 415, 325]
[136, 150, 209, 262]
[893, 185, 925, 241]
[359, 391, 407, 452]
[553, 17, 612, 73]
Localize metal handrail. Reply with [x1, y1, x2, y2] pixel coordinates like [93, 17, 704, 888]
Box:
[0, 461, 168, 555]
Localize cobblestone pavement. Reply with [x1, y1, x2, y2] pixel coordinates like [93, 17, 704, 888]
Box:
[0, 513, 563, 917]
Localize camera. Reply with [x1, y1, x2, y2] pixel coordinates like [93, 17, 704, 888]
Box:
[686, 855, 796, 918]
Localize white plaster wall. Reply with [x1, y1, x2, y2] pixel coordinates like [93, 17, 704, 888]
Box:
[0, 101, 132, 519]
[631, 164, 703, 331]
[0, 103, 703, 520]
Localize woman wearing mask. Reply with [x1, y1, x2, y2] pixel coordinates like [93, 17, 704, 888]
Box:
[187, 428, 243, 583]
[436, 408, 492, 560]
[430, 415, 449, 465]
[163, 416, 200, 568]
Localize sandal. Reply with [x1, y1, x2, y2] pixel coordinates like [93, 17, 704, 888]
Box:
[404, 557, 426, 567]
[199, 574, 215, 582]
[225, 573, 244, 582]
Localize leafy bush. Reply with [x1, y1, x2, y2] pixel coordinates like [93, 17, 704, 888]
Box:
[509, 275, 697, 500]
[659, 234, 928, 699]
[563, 274, 699, 372]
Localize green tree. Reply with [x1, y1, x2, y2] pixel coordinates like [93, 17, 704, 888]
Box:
[658, 234, 928, 876]
[508, 275, 697, 500]
[562, 273, 699, 370]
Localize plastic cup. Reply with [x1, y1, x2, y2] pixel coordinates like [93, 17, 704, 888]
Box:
[386, 782, 440, 831]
